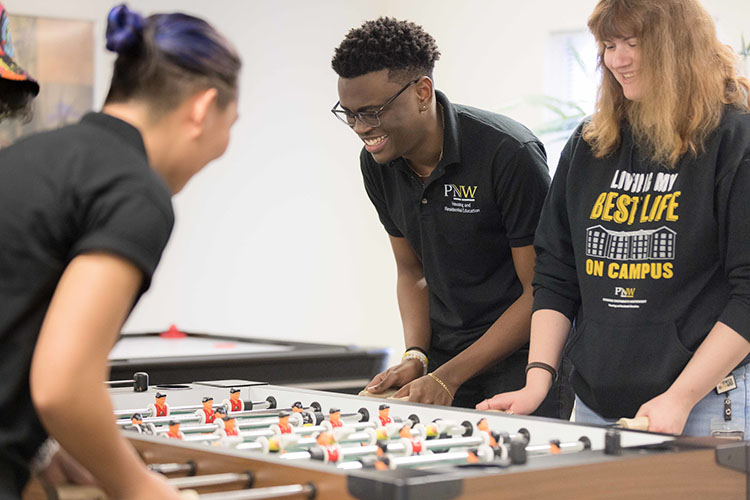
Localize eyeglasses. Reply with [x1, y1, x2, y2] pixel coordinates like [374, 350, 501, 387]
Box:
[331, 78, 419, 128]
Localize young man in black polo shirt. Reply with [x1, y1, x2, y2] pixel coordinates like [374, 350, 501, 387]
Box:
[331, 18, 573, 417]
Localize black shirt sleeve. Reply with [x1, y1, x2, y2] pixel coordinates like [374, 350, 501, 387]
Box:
[532, 133, 582, 321]
[716, 154, 750, 340]
[360, 149, 404, 237]
[494, 140, 550, 247]
[69, 166, 174, 292]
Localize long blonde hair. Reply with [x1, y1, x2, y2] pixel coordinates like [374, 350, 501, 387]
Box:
[582, 0, 750, 167]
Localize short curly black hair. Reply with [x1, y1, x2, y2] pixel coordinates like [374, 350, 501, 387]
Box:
[331, 17, 440, 81]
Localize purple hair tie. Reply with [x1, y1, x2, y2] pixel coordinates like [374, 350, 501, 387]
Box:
[106, 4, 144, 54]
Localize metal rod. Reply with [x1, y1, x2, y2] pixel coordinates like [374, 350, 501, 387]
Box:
[196, 483, 315, 500]
[114, 403, 232, 418]
[107, 379, 134, 385]
[234, 441, 267, 452]
[114, 408, 149, 417]
[526, 440, 586, 456]
[155, 423, 217, 435]
[148, 462, 196, 475]
[422, 435, 485, 451]
[169, 472, 252, 489]
[117, 414, 201, 426]
[390, 450, 475, 468]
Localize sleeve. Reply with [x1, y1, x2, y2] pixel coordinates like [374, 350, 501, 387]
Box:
[531, 134, 582, 321]
[359, 149, 403, 237]
[493, 140, 551, 247]
[716, 154, 750, 340]
[71, 176, 174, 292]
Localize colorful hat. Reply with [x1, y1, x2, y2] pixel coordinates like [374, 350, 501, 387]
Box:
[0, 3, 39, 94]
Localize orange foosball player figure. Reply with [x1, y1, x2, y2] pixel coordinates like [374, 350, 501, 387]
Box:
[167, 420, 183, 440]
[278, 411, 293, 434]
[201, 396, 215, 424]
[328, 408, 343, 428]
[152, 392, 169, 417]
[222, 415, 239, 437]
[228, 388, 243, 412]
[316, 431, 340, 463]
[476, 418, 498, 447]
[378, 404, 392, 426]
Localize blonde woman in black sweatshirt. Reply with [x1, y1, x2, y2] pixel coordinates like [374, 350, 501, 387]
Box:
[478, 0, 750, 437]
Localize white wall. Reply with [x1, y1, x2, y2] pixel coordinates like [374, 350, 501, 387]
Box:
[7, 1, 750, 366]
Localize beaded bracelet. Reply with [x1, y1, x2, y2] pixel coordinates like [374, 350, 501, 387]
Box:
[29, 437, 59, 473]
[427, 372, 454, 401]
[404, 346, 428, 356]
[402, 349, 428, 376]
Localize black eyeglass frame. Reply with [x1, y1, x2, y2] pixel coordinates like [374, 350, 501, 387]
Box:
[331, 78, 420, 128]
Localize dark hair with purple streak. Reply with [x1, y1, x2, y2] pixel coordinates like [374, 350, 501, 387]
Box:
[104, 4, 241, 115]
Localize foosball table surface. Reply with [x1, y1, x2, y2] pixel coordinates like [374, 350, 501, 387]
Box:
[94, 379, 749, 500]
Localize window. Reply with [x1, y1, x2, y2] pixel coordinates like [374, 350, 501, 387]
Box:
[541, 30, 599, 174]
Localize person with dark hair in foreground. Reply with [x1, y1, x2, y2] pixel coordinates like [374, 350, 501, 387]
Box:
[0, 1, 40, 122]
[331, 17, 573, 416]
[479, 0, 750, 437]
[0, 4, 240, 498]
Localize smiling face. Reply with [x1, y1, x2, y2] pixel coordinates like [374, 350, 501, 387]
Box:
[337, 69, 427, 164]
[603, 36, 642, 101]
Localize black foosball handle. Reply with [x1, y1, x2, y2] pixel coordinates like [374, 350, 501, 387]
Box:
[106, 372, 149, 392]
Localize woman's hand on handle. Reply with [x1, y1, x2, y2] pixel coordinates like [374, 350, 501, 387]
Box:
[476, 385, 548, 415]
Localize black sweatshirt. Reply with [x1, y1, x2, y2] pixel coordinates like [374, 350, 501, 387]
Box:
[532, 106, 750, 418]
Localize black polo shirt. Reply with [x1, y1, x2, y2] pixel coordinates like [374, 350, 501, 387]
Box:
[0, 112, 174, 496]
[361, 91, 550, 353]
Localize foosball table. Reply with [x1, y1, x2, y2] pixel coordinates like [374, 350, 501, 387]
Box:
[38, 377, 750, 499]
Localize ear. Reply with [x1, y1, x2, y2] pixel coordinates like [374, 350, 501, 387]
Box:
[415, 76, 434, 110]
[187, 87, 219, 139]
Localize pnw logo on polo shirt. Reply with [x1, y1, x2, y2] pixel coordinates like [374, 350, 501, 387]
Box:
[443, 183, 480, 214]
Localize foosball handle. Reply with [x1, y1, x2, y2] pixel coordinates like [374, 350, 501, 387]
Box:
[48, 485, 306, 500]
[615, 416, 649, 431]
[50, 485, 107, 500]
[105, 372, 149, 392]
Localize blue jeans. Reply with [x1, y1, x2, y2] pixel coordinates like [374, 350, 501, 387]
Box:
[575, 364, 749, 437]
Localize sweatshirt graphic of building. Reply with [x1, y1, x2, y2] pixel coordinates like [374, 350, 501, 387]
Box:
[586, 225, 676, 261]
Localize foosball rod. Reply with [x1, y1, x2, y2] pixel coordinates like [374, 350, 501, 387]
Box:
[148, 461, 196, 475]
[113, 396, 279, 418]
[51, 481, 315, 500]
[105, 372, 149, 392]
[183, 483, 316, 500]
[131, 412, 306, 432]
[169, 471, 252, 489]
[525, 437, 591, 456]
[337, 446, 495, 471]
